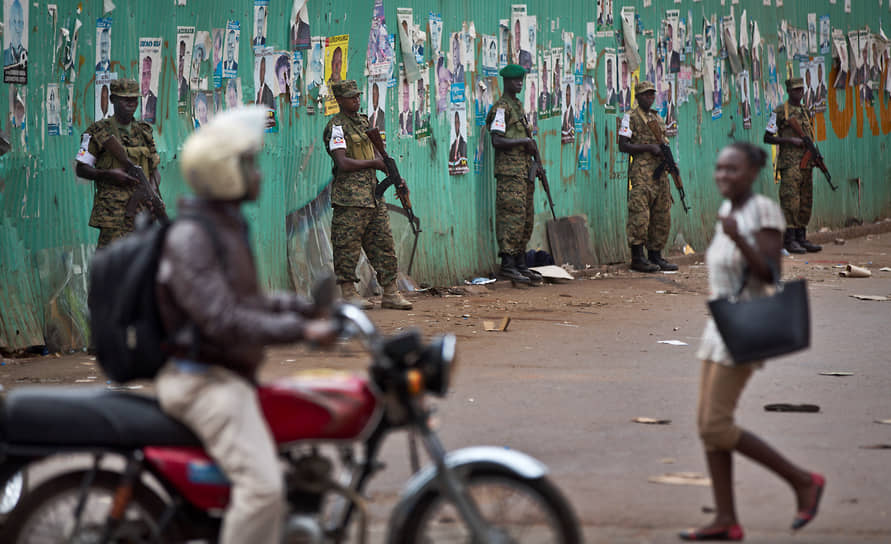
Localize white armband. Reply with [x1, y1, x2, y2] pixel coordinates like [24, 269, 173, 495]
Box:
[489, 108, 506, 133]
[75, 133, 97, 166]
[765, 111, 778, 134]
[618, 113, 633, 137]
[329, 125, 347, 150]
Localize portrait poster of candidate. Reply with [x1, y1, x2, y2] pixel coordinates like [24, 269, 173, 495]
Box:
[577, 126, 591, 171]
[270, 52, 292, 99]
[560, 76, 576, 143]
[176, 27, 195, 107]
[8, 85, 26, 131]
[617, 50, 632, 113]
[222, 21, 240, 80]
[191, 91, 214, 129]
[537, 50, 551, 119]
[209, 29, 222, 88]
[738, 71, 751, 130]
[807, 13, 817, 55]
[447, 32, 464, 84]
[429, 12, 443, 56]
[138, 37, 162, 124]
[519, 16, 536, 73]
[253, 0, 269, 49]
[290, 51, 304, 107]
[460, 22, 476, 74]
[645, 37, 656, 82]
[397, 69, 414, 138]
[664, 77, 677, 136]
[290, 0, 311, 50]
[481, 35, 498, 77]
[833, 33, 849, 89]
[597, 0, 613, 29]
[666, 11, 681, 74]
[819, 15, 830, 55]
[223, 77, 243, 110]
[498, 20, 510, 70]
[586, 23, 597, 70]
[810, 57, 828, 112]
[254, 50, 279, 124]
[509, 8, 524, 67]
[95, 71, 117, 121]
[95, 17, 112, 73]
[414, 72, 431, 140]
[447, 105, 469, 176]
[523, 72, 538, 135]
[4, 0, 29, 84]
[367, 1, 393, 78]
[562, 32, 574, 78]
[603, 48, 617, 114]
[434, 52, 451, 114]
[550, 47, 563, 118]
[574, 37, 585, 82]
[325, 34, 348, 83]
[397, 8, 420, 82]
[47, 83, 61, 136]
[306, 36, 325, 112]
[365, 78, 387, 139]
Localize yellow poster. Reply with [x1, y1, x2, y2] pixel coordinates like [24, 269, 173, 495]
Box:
[324, 34, 349, 115]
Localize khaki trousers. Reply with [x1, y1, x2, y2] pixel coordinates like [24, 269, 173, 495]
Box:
[696, 360, 756, 452]
[157, 363, 284, 544]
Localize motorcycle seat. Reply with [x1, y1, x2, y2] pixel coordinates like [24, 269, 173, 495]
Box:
[1, 387, 201, 449]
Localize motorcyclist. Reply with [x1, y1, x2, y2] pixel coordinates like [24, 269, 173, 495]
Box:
[154, 106, 338, 544]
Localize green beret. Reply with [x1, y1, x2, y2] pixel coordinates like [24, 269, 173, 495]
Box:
[331, 79, 361, 98]
[499, 64, 528, 79]
[110, 79, 140, 98]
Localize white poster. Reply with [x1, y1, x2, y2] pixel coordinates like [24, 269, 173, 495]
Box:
[47, 83, 61, 135]
[95, 71, 117, 121]
[138, 37, 162, 123]
[586, 22, 597, 70]
[95, 17, 112, 72]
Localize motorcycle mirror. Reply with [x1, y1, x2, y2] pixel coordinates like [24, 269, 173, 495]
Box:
[311, 275, 338, 311]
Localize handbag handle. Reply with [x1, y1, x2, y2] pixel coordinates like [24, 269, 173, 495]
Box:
[735, 259, 780, 299]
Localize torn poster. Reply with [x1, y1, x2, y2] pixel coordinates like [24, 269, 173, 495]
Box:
[306, 36, 324, 113]
[95, 17, 112, 73]
[712, 59, 723, 120]
[645, 37, 656, 82]
[191, 90, 213, 129]
[461, 21, 477, 74]
[803, 56, 827, 113]
[481, 35, 498, 77]
[63, 83, 74, 135]
[819, 15, 830, 55]
[586, 22, 597, 70]
[597, 0, 614, 29]
[223, 77, 243, 110]
[138, 37, 162, 124]
[738, 70, 751, 129]
[211, 28, 224, 88]
[222, 21, 241, 79]
[562, 31, 574, 78]
[666, 10, 681, 73]
[397, 8, 421, 81]
[176, 27, 195, 107]
[429, 12, 443, 56]
[578, 125, 591, 170]
[8, 85, 25, 131]
[497, 19, 510, 69]
[367, 1, 393, 78]
[290, 0, 310, 50]
[621, 7, 640, 72]
[95, 71, 117, 121]
[574, 36, 585, 83]
[522, 73, 538, 134]
[474, 76, 494, 127]
[47, 83, 61, 135]
[4, 0, 28, 84]
[722, 15, 741, 74]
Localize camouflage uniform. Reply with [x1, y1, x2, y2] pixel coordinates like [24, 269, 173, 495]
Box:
[485, 94, 534, 256]
[620, 106, 671, 250]
[771, 103, 814, 229]
[323, 111, 398, 287]
[76, 83, 160, 248]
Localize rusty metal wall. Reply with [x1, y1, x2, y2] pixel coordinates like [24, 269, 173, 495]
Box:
[1, 0, 890, 350]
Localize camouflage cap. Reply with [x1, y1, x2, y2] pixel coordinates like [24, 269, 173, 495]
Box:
[785, 77, 805, 90]
[635, 80, 656, 94]
[331, 80, 361, 98]
[499, 64, 528, 79]
[110, 78, 141, 98]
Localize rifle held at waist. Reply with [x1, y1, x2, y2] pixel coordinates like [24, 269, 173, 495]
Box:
[102, 135, 168, 221]
[365, 128, 420, 234]
[786, 117, 837, 191]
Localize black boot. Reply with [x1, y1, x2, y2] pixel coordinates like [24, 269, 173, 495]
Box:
[797, 228, 822, 252]
[498, 254, 531, 283]
[630, 244, 659, 273]
[784, 229, 806, 254]
[514, 253, 544, 284]
[648, 249, 678, 271]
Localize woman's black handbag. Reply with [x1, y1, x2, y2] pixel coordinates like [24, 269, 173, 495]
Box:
[708, 273, 810, 364]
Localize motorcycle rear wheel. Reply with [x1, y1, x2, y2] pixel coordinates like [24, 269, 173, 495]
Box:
[1, 469, 180, 544]
[397, 468, 582, 544]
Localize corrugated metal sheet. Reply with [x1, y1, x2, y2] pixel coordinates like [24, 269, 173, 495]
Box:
[1, 0, 890, 350]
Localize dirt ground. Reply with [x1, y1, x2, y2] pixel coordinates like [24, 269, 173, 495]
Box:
[2, 221, 891, 543]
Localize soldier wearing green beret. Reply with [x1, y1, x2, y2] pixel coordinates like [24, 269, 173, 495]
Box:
[763, 78, 821, 254]
[323, 79, 412, 310]
[75, 78, 163, 248]
[485, 64, 541, 285]
[617, 80, 678, 272]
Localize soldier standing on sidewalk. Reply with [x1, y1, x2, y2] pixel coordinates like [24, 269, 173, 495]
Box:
[618, 81, 678, 273]
[323, 79, 412, 310]
[763, 77, 822, 254]
[485, 63, 543, 285]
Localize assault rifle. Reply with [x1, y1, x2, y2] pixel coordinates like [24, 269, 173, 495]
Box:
[645, 118, 690, 214]
[786, 117, 838, 191]
[102, 135, 168, 221]
[365, 128, 421, 274]
[520, 123, 556, 220]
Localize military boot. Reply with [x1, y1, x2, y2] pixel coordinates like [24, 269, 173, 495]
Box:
[498, 254, 531, 283]
[514, 253, 544, 285]
[797, 228, 822, 252]
[648, 249, 678, 271]
[783, 229, 806, 254]
[381, 282, 413, 310]
[340, 282, 374, 310]
[630, 244, 659, 273]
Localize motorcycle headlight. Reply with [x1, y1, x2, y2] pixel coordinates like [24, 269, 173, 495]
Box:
[419, 334, 457, 397]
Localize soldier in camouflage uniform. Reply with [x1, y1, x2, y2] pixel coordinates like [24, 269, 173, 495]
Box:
[763, 77, 821, 253]
[75, 78, 163, 248]
[617, 81, 678, 272]
[485, 63, 542, 285]
[323, 79, 412, 310]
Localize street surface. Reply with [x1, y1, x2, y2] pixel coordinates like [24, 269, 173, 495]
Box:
[2, 225, 890, 543]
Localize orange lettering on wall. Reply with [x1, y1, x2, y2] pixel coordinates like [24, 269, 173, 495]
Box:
[861, 95, 880, 137]
[814, 112, 827, 141]
[879, 65, 891, 134]
[826, 65, 853, 140]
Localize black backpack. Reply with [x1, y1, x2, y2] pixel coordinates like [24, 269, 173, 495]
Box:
[89, 214, 220, 383]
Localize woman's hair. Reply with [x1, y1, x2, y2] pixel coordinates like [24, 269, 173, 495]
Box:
[728, 142, 768, 171]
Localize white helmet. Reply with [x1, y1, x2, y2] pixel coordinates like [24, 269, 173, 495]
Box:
[180, 106, 267, 200]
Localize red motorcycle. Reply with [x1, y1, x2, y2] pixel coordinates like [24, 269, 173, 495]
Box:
[0, 301, 581, 543]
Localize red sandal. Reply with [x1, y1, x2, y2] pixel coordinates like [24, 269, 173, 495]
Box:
[791, 472, 826, 531]
[678, 524, 744, 541]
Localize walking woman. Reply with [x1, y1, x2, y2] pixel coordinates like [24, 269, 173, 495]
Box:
[680, 143, 825, 541]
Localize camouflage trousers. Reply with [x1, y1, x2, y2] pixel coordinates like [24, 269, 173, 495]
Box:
[495, 175, 535, 256]
[96, 225, 132, 249]
[626, 174, 671, 250]
[778, 167, 813, 229]
[331, 204, 398, 287]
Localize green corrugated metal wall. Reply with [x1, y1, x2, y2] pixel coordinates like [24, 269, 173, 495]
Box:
[1, 0, 890, 350]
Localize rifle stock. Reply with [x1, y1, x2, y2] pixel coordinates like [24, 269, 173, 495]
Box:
[786, 117, 837, 191]
[102, 135, 168, 221]
[365, 128, 421, 234]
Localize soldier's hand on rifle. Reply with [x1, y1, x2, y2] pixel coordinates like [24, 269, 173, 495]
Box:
[523, 138, 538, 154]
[787, 137, 805, 148]
[371, 158, 387, 172]
[647, 144, 663, 156]
[104, 168, 139, 186]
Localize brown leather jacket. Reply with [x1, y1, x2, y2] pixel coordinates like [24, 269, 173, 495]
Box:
[156, 198, 312, 382]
